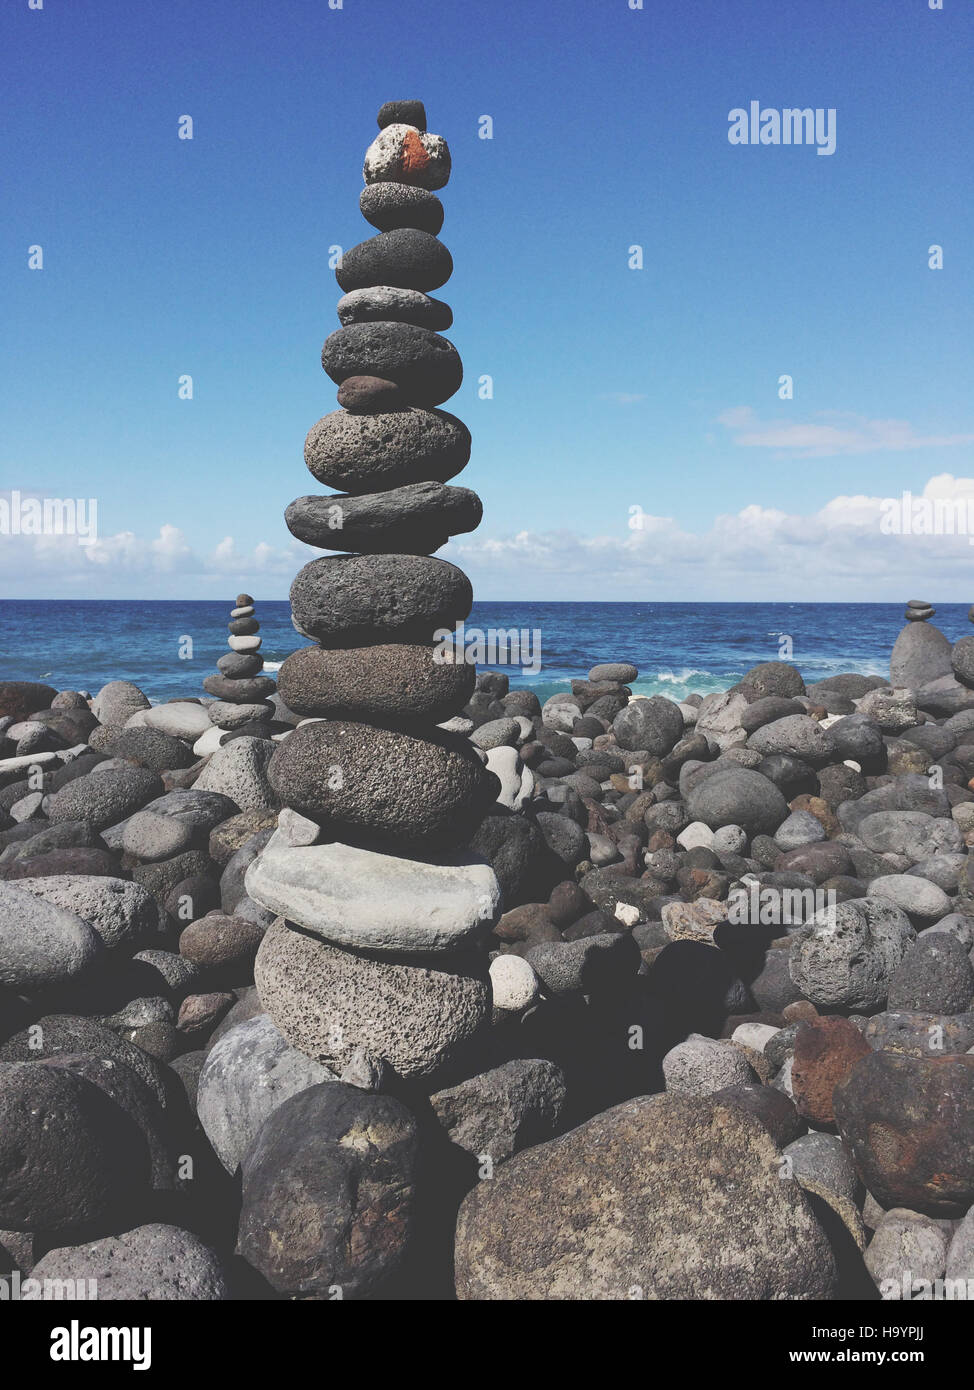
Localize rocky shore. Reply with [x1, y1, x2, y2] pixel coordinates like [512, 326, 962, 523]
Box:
[1, 99, 972, 1301]
[1, 596, 974, 1299]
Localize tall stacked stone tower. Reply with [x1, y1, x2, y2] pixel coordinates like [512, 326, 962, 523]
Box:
[247, 101, 502, 1082]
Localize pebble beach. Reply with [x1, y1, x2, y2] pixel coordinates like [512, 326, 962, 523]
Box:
[2, 98, 972, 1307]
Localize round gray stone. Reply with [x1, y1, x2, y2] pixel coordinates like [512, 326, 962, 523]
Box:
[290, 552, 472, 646]
[335, 229, 452, 295]
[197, 1013, 336, 1174]
[359, 181, 444, 235]
[28, 1224, 230, 1300]
[303, 407, 470, 494]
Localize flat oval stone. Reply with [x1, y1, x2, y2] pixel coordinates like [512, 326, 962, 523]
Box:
[290, 553, 472, 645]
[207, 701, 275, 730]
[377, 99, 426, 131]
[336, 375, 406, 413]
[336, 229, 452, 295]
[277, 642, 475, 724]
[337, 285, 452, 331]
[228, 635, 261, 653]
[321, 322, 462, 407]
[360, 181, 444, 234]
[304, 407, 471, 494]
[228, 617, 259, 636]
[202, 674, 277, 703]
[230, 605, 254, 618]
[267, 719, 498, 851]
[363, 124, 451, 190]
[284, 481, 482, 555]
[217, 652, 263, 678]
[246, 832, 501, 954]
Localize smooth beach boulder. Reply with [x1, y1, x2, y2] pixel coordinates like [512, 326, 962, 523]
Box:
[612, 695, 683, 755]
[0, 882, 102, 991]
[304, 407, 471, 494]
[91, 680, 151, 726]
[747, 714, 837, 766]
[0, 1015, 172, 1110]
[267, 719, 498, 851]
[12, 874, 164, 949]
[686, 767, 789, 836]
[143, 702, 213, 739]
[28, 1224, 230, 1300]
[47, 767, 163, 832]
[246, 832, 501, 953]
[290, 553, 472, 647]
[254, 917, 490, 1079]
[237, 1082, 419, 1300]
[277, 642, 474, 725]
[197, 1013, 336, 1174]
[454, 1094, 837, 1299]
[890, 621, 953, 689]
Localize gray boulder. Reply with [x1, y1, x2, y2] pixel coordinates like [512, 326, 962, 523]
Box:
[28, 1223, 230, 1300]
[454, 1093, 837, 1299]
[197, 1014, 336, 1174]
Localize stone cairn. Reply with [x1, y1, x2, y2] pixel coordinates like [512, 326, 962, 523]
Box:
[202, 593, 277, 737]
[889, 598, 954, 691]
[246, 100, 503, 1084]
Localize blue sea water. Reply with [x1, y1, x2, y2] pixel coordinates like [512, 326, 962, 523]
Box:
[0, 600, 968, 707]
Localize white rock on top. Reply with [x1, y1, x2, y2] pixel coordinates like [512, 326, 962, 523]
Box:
[245, 830, 501, 955]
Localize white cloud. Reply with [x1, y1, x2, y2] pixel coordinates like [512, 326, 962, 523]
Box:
[718, 407, 974, 459]
[445, 474, 974, 600]
[5, 475, 974, 602]
[0, 523, 304, 597]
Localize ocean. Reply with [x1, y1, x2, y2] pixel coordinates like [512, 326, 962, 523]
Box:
[0, 600, 968, 707]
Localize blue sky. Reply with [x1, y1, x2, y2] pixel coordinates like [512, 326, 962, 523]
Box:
[1, 0, 972, 601]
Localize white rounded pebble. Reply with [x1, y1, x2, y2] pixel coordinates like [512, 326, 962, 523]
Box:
[676, 821, 715, 851]
[489, 954, 540, 1013]
[731, 1022, 781, 1053]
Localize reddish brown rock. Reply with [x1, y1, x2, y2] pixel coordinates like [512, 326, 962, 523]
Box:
[834, 1051, 974, 1217]
[788, 794, 841, 838]
[177, 992, 235, 1039]
[0, 682, 58, 722]
[782, 1000, 819, 1023]
[791, 1016, 871, 1126]
[337, 375, 406, 414]
[179, 914, 265, 975]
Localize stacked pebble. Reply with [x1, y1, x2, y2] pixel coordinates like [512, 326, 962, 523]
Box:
[245, 100, 503, 1082]
[202, 594, 277, 735]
